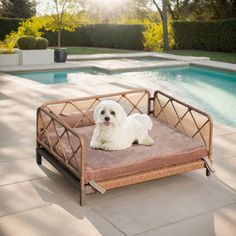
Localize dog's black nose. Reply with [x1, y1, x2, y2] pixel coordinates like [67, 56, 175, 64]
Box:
[104, 117, 110, 121]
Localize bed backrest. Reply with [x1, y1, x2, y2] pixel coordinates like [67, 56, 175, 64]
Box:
[40, 90, 150, 128]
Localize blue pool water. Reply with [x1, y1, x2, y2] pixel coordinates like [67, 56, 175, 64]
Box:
[118, 66, 236, 127]
[15, 68, 96, 84]
[15, 66, 236, 127]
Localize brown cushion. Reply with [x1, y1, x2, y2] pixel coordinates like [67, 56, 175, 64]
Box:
[42, 118, 208, 183]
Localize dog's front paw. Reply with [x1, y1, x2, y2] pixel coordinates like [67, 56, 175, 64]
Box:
[141, 135, 154, 146]
[101, 143, 114, 151]
[90, 140, 102, 149]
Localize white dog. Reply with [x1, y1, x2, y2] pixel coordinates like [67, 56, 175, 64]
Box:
[90, 100, 154, 151]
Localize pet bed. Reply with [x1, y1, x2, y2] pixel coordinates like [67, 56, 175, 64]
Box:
[36, 90, 214, 206]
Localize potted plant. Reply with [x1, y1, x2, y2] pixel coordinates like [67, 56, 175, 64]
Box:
[44, 0, 81, 63]
[16, 35, 53, 65]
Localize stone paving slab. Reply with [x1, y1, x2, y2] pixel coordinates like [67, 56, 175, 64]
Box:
[213, 133, 236, 159]
[135, 203, 236, 236]
[214, 156, 236, 190]
[0, 142, 35, 163]
[0, 204, 124, 236]
[0, 158, 59, 186]
[67, 52, 209, 62]
[191, 60, 236, 72]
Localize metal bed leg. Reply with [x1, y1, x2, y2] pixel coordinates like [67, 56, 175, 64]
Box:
[80, 187, 86, 206]
[206, 168, 211, 177]
[36, 148, 42, 165]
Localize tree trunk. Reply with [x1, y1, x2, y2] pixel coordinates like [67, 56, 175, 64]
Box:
[58, 30, 61, 48]
[152, 0, 170, 51]
[162, 0, 170, 51]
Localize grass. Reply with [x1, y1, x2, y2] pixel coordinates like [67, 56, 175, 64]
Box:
[52, 47, 236, 64]
[63, 47, 138, 55]
[166, 50, 236, 64]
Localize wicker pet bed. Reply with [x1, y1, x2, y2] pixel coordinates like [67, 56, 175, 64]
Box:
[36, 89, 214, 206]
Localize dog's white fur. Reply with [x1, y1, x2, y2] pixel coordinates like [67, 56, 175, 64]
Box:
[90, 100, 154, 151]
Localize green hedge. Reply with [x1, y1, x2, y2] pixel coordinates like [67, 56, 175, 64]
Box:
[44, 24, 144, 50]
[2, 17, 235, 52]
[172, 19, 236, 52]
[0, 17, 22, 40]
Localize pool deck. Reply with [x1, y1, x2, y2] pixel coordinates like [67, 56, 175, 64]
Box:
[0, 53, 236, 236]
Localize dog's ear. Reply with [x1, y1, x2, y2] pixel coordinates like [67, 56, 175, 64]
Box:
[116, 104, 127, 126]
[93, 103, 101, 122]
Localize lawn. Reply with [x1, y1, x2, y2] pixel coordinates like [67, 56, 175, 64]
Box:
[55, 47, 236, 64]
[166, 50, 236, 64]
[64, 47, 138, 54]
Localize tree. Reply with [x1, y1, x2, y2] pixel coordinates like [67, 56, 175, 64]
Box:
[43, 0, 82, 48]
[151, 0, 170, 51]
[0, 0, 36, 18]
[168, 0, 236, 20]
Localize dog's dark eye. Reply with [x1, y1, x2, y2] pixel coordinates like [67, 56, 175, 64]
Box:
[101, 110, 105, 115]
[110, 111, 115, 116]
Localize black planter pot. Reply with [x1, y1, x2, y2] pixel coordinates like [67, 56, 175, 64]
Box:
[54, 48, 67, 63]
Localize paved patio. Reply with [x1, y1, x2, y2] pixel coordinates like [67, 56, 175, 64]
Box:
[0, 55, 236, 235]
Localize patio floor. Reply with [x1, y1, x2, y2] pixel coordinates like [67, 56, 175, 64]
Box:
[0, 55, 236, 236]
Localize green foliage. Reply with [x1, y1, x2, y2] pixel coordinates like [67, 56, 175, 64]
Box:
[17, 17, 46, 37]
[0, 16, 48, 52]
[169, 0, 236, 20]
[0, 17, 22, 40]
[0, 0, 36, 19]
[143, 20, 174, 51]
[0, 25, 19, 54]
[17, 35, 37, 50]
[0, 37, 15, 54]
[44, 12, 80, 33]
[36, 37, 49, 49]
[44, 24, 144, 50]
[172, 19, 236, 52]
[143, 22, 163, 51]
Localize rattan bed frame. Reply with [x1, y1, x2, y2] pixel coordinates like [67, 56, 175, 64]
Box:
[36, 89, 214, 206]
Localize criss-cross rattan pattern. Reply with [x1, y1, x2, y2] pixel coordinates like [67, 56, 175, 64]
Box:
[37, 90, 150, 178]
[153, 91, 213, 156]
[43, 90, 149, 128]
[37, 108, 83, 178]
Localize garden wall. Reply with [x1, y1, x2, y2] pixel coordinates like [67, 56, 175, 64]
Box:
[172, 19, 236, 52]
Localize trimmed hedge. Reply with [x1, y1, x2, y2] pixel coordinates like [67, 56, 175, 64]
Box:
[44, 24, 144, 50]
[17, 35, 37, 49]
[36, 37, 48, 49]
[172, 19, 236, 52]
[0, 17, 22, 40]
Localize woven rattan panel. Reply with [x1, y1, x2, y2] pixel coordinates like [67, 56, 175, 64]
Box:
[153, 91, 212, 154]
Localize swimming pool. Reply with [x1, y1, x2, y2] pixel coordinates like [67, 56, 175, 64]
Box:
[15, 66, 236, 127]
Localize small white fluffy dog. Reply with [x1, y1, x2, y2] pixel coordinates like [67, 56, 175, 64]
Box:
[90, 100, 154, 151]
